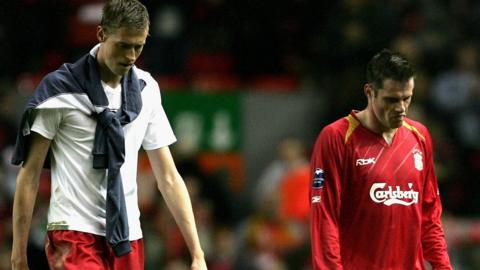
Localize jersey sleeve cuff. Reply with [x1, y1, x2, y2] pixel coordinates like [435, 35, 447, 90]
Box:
[30, 127, 55, 140]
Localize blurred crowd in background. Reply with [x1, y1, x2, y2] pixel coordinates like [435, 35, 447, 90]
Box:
[0, 0, 480, 269]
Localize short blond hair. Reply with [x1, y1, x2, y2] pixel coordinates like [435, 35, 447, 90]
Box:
[101, 0, 149, 34]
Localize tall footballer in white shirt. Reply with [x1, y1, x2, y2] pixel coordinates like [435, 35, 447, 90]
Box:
[11, 1, 207, 269]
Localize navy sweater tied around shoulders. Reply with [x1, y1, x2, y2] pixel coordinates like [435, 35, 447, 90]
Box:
[12, 53, 146, 257]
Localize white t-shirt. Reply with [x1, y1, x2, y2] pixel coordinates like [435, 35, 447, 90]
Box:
[31, 53, 176, 240]
[101, 81, 122, 111]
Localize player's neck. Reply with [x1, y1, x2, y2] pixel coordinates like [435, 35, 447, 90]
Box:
[355, 110, 397, 145]
[96, 49, 122, 88]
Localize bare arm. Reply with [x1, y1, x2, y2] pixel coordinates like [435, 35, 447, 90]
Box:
[146, 147, 207, 270]
[11, 133, 51, 270]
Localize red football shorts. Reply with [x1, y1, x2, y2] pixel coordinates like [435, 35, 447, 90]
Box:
[45, 230, 144, 270]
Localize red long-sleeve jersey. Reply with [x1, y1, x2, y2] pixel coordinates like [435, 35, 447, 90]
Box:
[310, 112, 452, 270]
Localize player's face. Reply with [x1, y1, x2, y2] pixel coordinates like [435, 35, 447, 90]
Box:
[97, 26, 148, 78]
[368, 78, 414, 131]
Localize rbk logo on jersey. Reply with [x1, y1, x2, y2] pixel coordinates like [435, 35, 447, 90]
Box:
[312, 168, 325, 188]
[370, 182, 419, 206]
[356, 157, 376, 166]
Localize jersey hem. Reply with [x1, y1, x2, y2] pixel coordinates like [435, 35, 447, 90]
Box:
[46, 221, 143, 241]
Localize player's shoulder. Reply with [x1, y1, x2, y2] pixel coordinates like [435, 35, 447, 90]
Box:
[133, 66, 157, 86]
[321, 117, 350, 134]
[317, 114, 353, 142]
[133, 66, 162, 100]
[402, 117, 430, 141]
[42, 64, 72, 85]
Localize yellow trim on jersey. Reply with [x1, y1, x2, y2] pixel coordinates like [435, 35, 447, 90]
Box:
[402, 121, 426, 141]
[344, 115, 360, 144]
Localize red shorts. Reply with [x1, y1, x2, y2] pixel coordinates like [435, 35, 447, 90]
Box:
[45, 230, 144, 270]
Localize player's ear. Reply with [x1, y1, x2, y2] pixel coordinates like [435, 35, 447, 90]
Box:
[97, 26, 106, 43]
[364, 83, 373, 98]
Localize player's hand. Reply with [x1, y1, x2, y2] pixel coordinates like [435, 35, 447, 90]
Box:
[11, 263, 29, 270]
[11, 256, 29, 270]
[191, 256, 208, 270]
[11, 248, 29, 270]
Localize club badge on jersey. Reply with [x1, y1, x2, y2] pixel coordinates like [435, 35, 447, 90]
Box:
[312, 168, 325, 188]
[413, 149, 423, 171]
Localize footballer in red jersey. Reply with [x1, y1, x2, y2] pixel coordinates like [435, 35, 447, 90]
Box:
[310, 49, 452, 270]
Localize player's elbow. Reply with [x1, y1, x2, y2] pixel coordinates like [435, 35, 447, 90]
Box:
[156, 171, 182, 193]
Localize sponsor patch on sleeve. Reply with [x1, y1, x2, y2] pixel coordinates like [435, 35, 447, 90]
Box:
[311, 195, 321, 203]
[312, 168, 325, 188]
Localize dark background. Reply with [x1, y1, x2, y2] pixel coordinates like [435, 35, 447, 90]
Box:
[0, 0, 479, 269]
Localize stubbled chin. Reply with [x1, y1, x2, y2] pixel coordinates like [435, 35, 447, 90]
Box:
[391, 120, 404, 128]
[114, 68, 130, 77]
